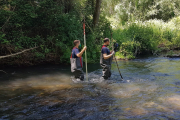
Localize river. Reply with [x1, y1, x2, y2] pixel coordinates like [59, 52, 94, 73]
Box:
[0, 57, 180, 119]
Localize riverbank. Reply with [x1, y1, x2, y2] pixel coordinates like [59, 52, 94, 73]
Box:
[0, 44, 61, 67]
[114, 49, 180, 60]
[0, 44, 179, 67]
[163, 50, 180, 58]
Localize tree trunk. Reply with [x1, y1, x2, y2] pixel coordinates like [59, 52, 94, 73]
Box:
[93, 0, 102, 27]
[60, 0, 73, 13]
[65, 0, 73, 13]
[92, 0, 95, 15]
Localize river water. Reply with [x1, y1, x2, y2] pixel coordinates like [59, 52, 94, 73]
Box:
[0, 57, 180, 119]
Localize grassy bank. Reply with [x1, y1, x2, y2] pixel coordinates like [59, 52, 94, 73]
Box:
[112, 17, 180, 59]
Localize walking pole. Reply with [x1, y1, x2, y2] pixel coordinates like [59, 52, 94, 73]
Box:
[114, 55, 123, 80]
[110, 27, 123, 80]
[83, 19, 88, 81]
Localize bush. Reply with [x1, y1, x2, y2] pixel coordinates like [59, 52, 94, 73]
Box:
[113, 17, 180, 59]
[0, 0, 112, 64]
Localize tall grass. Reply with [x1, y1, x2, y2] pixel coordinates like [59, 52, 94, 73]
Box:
[112, 17, 180, 59]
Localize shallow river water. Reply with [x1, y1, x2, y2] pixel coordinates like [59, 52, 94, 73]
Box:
[0, 57, 180, 119]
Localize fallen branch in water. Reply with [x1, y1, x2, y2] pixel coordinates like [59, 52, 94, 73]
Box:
[0, 70, 7, 74]
[0, 47, 38, 59]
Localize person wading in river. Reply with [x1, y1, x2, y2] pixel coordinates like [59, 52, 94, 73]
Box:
[100, 38, 115, 80]
[70, 40, 87, 81]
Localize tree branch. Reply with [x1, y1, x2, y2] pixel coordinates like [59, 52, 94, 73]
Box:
[0, 70, 7, 74]
[0, 47, 38, 59]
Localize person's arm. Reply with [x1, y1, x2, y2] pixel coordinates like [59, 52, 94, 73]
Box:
[76, 46, 87, 57]
[103, 51, 115, 60]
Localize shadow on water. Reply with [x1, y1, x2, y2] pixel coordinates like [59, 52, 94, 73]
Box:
[0, 57, 180, 119]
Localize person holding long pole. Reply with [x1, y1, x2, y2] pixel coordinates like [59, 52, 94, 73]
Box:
[100, 38, 115, 80]
[70, 40, 87, 81]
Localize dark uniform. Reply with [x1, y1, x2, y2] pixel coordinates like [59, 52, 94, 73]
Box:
[100, 45, 113, 80]
[70, 47, 84, 80]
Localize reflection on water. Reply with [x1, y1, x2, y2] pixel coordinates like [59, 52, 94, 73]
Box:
[0, 57, 180, 119]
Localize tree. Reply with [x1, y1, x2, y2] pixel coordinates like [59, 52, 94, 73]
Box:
[93, 0, 102, 27]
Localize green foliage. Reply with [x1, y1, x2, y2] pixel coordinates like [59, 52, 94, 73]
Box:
[113, 23, 159, 58]
[113, 16, 180, 59]
[0, 32, 8, 44]
[167, 50, 174, 56]
[120, 40, 141, 58]
[103, 0, 180, 24]
[85, 15, 111, 62]
[0, 0, 112, 64]
[35, 52, 45, 59]
[2, 0, 180, 65]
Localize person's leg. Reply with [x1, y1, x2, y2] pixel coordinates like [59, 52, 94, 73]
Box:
[109, 70, 111, 78]
[73, 69, 84, 80]
[79, 69, 84, 80]
[102, 65, 110, 80]
[73, 70, 79, 79]
[108, 65, 112, 78]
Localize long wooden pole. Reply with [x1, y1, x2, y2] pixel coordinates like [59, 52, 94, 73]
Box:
[83, 19, 88, 81]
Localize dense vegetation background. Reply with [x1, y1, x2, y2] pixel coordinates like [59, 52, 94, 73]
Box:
[0, 0, 180, 66]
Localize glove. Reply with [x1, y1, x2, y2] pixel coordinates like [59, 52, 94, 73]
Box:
[111, 51, 115, 55]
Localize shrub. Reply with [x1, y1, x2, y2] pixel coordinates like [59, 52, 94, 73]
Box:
[113, 17, 180, 59]
[0, 0, 112, 64]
